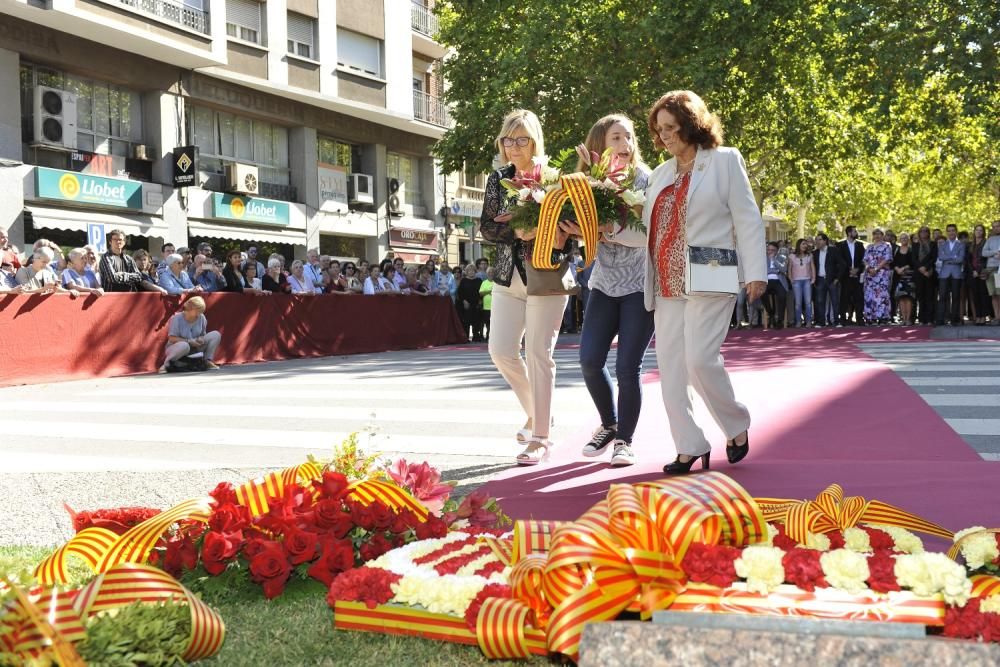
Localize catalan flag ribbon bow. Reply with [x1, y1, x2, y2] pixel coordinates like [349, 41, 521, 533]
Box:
[475, 472, 768, 662]
[755, 483, 953, 544]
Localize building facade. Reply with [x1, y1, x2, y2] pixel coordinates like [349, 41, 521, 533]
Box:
[0, 0, 449, 264]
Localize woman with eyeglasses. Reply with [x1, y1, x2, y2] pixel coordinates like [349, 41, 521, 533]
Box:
[480, 109, 571, 465]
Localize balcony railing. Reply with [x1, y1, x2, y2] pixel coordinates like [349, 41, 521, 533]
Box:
[410, 2, 439, 37]
[413, 90, 450, 127]
[116, 0, 210, 34]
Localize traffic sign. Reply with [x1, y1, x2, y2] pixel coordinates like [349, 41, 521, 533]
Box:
[87, 223, 107, 254]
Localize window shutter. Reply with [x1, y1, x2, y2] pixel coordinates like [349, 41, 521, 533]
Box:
[337, 29, 381, 77]
[287, 13, 314, 49]
[226, 0, 261, 31]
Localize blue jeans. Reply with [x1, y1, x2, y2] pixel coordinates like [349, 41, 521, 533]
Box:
[792, 279, 813, 325]
[579, 289, 655, 442]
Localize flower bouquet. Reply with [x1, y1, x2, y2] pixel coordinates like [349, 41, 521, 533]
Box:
[501, 148, 646, 236]
[574, 146, 646, 234]
[499, 155, 561, 233]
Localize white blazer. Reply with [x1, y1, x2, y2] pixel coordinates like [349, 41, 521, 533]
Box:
[642, 146, 767, 311]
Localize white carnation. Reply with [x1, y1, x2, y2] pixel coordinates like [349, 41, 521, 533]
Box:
[620, 189, 646, 206]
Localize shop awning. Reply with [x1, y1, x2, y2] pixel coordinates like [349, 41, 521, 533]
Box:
[26, 205, 167, 238]
[186, 221, 307, 246]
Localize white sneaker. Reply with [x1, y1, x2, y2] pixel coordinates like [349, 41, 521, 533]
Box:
[581, 424, 618, 457]
[609, 440, 637, 467]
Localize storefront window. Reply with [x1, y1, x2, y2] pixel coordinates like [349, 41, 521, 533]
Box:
[319, 234, 367, 260]
[189, 105, 291, 189]
[19, 63, 143, 157]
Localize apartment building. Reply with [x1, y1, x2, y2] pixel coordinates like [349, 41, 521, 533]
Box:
[0, 0, 450, 264]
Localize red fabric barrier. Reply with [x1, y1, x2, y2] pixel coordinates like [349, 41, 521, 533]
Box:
[0, 292, 465, 387]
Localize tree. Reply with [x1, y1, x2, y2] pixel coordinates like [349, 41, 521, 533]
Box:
[433, 0, 998, 226]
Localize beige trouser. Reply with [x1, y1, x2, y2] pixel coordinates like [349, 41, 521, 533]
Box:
[488, 272, 568, 440]
[654, 295, 750, 456]
[164, 330, 222, 364]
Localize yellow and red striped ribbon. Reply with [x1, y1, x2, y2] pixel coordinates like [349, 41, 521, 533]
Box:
[531, 172, 600, 270]
[755, 484, 953, 544]
[34, 498, 213, 586]
[346, 479, 429, 520]
[971, 574, 1000, 599]
[0, 580, 85, 662]
[2, 564, 224, 662]
[476, 472, 766, 662]
[236, 461, 323, 517]
[73, 563, 225, 661]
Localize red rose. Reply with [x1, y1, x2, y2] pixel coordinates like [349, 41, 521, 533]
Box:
[861, 526, 895, 552]
[314, 499, 355, 537]
[308, 538, 357, 587]
[163, 535, 198, 577]
[248, 540, 292, 599]
[369, 501, 394, 530]
[414, 514, 448, 540]
[209, 502, 250, 533]
[349, 502, 376, 531]
[781, 548, 827, 592]
[866, 551, 901, 593]
[209, 482, 240, 507]
[202, 530, 243, 576]
[283, 527, 319, 565]
[359, 533, 393, 563]
[317, 471, 350, 501]
[680, 543, 740, 588]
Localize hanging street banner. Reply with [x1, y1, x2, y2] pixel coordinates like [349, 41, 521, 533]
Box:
[35, 167, 143, 209]
[212, 193, 290, 226]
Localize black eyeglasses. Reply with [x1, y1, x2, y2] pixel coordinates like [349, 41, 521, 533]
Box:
[501, 137, 531, 148]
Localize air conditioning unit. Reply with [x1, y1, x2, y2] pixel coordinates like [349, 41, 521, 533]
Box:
[349, 173, 374, 205]
[33, 86, 78, 150]
[387, 179, 406, 217]
[225, 163, 260, 195]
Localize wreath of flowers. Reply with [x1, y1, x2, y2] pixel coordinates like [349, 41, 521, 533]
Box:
[329, 530, 511, 619]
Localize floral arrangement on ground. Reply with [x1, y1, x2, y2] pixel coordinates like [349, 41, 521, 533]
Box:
[3, 435, 510, 664]
[328, 475, 1000, 662]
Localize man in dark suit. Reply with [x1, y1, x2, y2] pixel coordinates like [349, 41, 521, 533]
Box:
[836, 226, 866, 325]
[813, 232, 847, 326]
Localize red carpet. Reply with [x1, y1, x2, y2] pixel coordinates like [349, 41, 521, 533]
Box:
[484, 327, 999, 540]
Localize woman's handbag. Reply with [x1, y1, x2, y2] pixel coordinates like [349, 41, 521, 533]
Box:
[525, 260, 580, 297]
[684, 246, 740, 295]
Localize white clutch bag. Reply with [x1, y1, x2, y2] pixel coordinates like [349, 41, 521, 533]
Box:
[685, 246, 740, 295]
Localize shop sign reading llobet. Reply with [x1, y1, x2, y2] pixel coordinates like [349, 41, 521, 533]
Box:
[212, 193, 290, 226]
[35, 167, 143, 209]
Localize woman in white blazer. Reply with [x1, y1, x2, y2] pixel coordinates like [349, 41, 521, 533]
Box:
[643, 91, 767, 474]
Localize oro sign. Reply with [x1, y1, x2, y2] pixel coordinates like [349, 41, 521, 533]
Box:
[35, 167, 142, 209]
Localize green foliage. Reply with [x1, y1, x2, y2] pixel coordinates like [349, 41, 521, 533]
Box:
[75, 601, 189, 667]
[434, 0, 999, 232]
[324, 432, 388, 481]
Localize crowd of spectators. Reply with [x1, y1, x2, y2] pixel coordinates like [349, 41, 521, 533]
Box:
[735, 221, 1000, 329]
[0, 228, 500, 343]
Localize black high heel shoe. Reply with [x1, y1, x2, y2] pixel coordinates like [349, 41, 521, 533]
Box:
[663, 452, 711, 475]
[726, 431, 750, 464]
